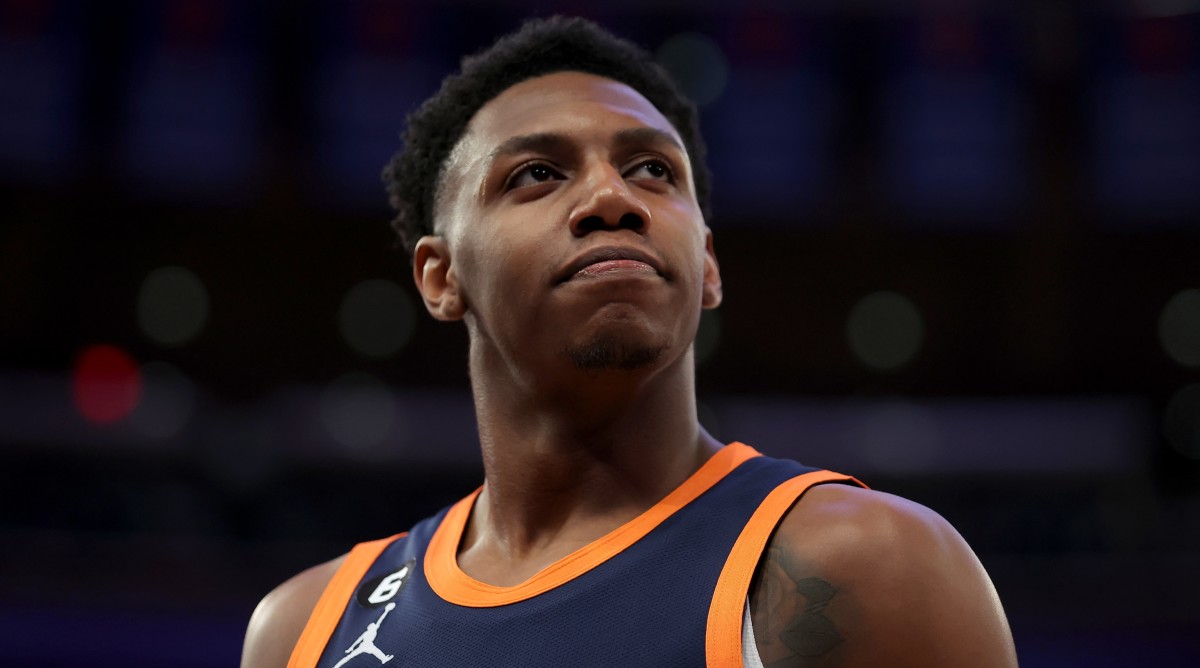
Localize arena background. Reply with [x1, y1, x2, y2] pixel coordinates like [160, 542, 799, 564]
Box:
[2, 1, 1198, 665]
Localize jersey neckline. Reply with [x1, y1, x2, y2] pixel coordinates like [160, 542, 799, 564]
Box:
[424, 441, 761, 607]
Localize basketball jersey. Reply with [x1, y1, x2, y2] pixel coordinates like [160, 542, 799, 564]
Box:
[288, 442, 864, 668]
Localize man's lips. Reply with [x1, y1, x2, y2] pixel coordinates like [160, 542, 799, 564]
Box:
[556, 247, 665, 283]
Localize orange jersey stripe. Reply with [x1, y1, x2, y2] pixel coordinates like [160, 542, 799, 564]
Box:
[288, 533, 406, 668]
[425, 442, 762, 607]
[705, 471, 866, 668]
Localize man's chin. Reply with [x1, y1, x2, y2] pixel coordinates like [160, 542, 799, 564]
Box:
[563, 333, 669, 373]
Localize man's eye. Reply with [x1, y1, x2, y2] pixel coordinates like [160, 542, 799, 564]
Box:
[509, 163, 562, 189]
[627, 160, 672, 182]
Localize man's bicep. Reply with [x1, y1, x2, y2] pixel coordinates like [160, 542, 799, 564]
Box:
[241, 557, 344, 668]
[880, 508, 1017, 667]
[750, 485, 1016, 668]
[242, 591, 295, 668]
[749, 543, 855, 666]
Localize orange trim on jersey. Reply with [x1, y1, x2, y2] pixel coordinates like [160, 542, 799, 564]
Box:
[705, 471, 866, 668]
[288, 533, 407, 668]
[426, 442, 762, 608]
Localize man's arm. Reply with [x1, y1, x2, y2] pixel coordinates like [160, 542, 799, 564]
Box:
[750, 485, 1017, 667]
[241, 556, 344, 668]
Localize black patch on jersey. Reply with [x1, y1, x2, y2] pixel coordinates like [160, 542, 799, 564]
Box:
[356, 558, 416, 608]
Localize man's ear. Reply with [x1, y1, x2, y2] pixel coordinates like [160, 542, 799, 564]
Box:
[701, 229, 723, 309]
[413, 236, 466, 321]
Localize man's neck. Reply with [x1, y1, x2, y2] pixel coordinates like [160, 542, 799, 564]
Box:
[458, 346, 719, 583]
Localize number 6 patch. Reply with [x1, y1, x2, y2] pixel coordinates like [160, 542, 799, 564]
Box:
[356, 559, 416, 608]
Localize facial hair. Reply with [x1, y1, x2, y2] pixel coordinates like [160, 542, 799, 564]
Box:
[564, 332, 668, 372]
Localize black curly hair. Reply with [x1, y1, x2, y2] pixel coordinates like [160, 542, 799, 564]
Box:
[382, 15, 712, 260]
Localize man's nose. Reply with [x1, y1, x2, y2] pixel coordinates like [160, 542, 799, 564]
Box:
[568, 164, 651, 237]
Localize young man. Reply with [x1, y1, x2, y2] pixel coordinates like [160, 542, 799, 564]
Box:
[242, 17, 1017, 667]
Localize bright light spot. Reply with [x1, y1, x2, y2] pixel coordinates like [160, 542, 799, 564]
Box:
[72, 344, 142, 424]
[137, 266, 210, 346]
[339, 279, 416, 359]
[695, 310, 722, 366]
[130, 361, 196, 439]
[847, 291, 925, 371]
[319, 372, 396, 451]
[1159, 289, 1200, 367]
[1164, 384, 1200, 460]
[656, 32, 730, 106]
[854, 401, 942, 472]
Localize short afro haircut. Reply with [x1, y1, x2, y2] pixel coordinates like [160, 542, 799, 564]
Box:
[382, 15, 712, 260]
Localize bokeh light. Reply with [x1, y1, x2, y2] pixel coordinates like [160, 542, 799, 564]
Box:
[72, 344, 142, 425]
[319, 372, 396, 451]
[1158, 288, 1200, 367]
[846, 291, 926, 371]
[137, 265, 210, 347]
[130, 361, 197, 439]
[656, 32, 730, 107]
[338, 279, 416, 359]
[1164, 383, 1200, 460]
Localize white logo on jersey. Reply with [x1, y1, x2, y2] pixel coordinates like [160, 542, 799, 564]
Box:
[333, 602, 395, 668]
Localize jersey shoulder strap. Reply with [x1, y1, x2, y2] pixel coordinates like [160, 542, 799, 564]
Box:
[287, 533, 407, 668]
[707, 469, 866, 667]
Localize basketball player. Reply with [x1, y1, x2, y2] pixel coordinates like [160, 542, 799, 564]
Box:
[242, 17, 1017, 667]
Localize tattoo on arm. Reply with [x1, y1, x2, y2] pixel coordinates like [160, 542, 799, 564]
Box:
[751, 547, 845, 667]
[781, 577, 842, 657]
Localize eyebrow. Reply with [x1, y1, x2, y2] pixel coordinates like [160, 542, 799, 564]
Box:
[487, 132, 575, 166]
[486, 127, 686, 168]
[611, 127, 685, 155]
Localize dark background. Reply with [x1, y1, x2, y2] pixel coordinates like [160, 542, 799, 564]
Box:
[2, 1, 1199, 666]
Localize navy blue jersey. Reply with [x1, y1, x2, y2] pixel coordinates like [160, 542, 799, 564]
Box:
[289, 443, 863, 668]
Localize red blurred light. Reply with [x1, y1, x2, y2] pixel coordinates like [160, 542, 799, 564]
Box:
[734, 12, 804, 65]
[164, 0, 225, 48]
[1128, 18, 1192, 74]
[72, 344, 143, 425]
[920, 15, 984, 67]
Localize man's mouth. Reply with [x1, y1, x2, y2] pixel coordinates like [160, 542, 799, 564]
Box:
[557, 247, 665, 283]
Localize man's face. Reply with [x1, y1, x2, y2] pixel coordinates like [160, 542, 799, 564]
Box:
[414, 71, 721, 381]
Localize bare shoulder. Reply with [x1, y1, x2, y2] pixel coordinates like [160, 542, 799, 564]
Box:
[749, 484, 1017, 668]
[241, 555, 347, 668]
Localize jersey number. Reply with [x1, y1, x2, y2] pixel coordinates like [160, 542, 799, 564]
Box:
[367, 565, 410, 604]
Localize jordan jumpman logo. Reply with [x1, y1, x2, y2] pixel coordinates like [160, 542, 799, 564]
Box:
[333, 603, 396, 667]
